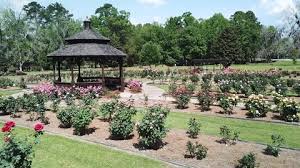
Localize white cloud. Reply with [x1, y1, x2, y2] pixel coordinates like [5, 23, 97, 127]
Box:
[2, 0, 30, 11]
[137, 0, 167, 7]
[259, 0, 296, 15]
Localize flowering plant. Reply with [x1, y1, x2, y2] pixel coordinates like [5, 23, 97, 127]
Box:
[245, 94, 269, 118]
[33, 83, 102, 99]
[278, 98, 300, 122]
[173, 85, 191, 109]
[0, 121, 44, 167]
[128, 80, 142, 93]
[137, 105, 169, 149]
[219, 94, 239, 115]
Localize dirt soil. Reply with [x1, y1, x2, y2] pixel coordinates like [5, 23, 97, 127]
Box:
[0, 112, 299, 168]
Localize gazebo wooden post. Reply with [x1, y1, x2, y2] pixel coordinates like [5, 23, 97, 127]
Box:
[70, 59, 75, 84]
[119, 58, 124, 91]
[77, 58, 81, 82]
[101, 60, 105, 88]
[52, 60, 56, 82]
[57, 59, 61, 82]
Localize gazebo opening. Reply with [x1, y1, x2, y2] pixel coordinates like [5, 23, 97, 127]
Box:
[47, 20, 126, 91]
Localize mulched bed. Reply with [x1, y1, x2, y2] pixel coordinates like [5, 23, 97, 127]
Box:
[1, 111, 300, 168]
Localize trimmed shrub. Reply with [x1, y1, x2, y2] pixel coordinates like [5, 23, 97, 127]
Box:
[278, 98, 299, 122]
[187, 118, 201, 138]
[109, 104, 137, 139]
[72, 107, 94, 135]
[137, 106, 169, 149]
[57, 106, 78, 128]
[245, 94, 269, 118]
[197, 91, 213, 111]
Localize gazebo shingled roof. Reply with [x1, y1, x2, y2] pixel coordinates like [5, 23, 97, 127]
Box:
[47, 20, 126, 91]
[47, 20, 126, 58]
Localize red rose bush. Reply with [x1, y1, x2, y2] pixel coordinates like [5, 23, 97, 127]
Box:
[0, 121, 44, 167]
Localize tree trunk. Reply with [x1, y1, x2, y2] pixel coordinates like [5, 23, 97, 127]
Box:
[19, 62, 23, 72]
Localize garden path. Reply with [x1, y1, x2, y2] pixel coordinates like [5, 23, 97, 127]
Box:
[120, 81, 201, 103]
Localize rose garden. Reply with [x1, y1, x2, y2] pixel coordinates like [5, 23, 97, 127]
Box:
[1, 1, 300, 168]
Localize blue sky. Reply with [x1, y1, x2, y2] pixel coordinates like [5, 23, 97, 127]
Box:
[1, 0, 296, 26]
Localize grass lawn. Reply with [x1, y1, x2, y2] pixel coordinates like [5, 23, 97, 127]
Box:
[0, 89, 23, 96]
[0, 126, 165, 168]
[136, 111, 300, 149]
[230, 61, 300, 71]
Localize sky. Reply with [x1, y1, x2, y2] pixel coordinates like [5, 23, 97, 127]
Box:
[0, 0, 297, 26]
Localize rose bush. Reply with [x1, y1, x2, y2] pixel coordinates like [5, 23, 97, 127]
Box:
[127, 80, 142, 93]
[137, 105, 169, 149]
[245, 94, 269, 118]
[0, 121, 44, 168]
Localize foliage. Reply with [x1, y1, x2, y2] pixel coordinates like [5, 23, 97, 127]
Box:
[219, 94, 239, 114]
[210, 26, 242, 67]
[219, 125, 240, 145]
[278, 98, 300, 122]
[273, 80, 288, 96]
[184, 141, 208, 160]
[293, 83, 300, 96]
[190, 74, 200, 83]
[286, 79, 295, 87]
[137, 106, 169, 149]
[237, 153, 257, 168]
[72, 107, 94, 135]
[0, 78, 15, 89]
[98, 99, 119, 121]
[174, 85, 191, 109]
[197, 91, 213, 111]
[187, 118, 201, 138]
[264, 134, 285, 157]
[245, 94, 269, 118]
[218, 80, 232, 93]
[0, 121, 44, 168]
[109, 104, 137, 139]
[82, 93, 95, 106]
[57, 105, 78, 128]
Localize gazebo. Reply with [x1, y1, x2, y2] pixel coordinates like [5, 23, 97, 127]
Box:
[47, 20, 126, 91]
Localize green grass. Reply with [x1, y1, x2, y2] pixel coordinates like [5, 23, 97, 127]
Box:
[230, 61, 300, 71]
[136, 111, 300, 149]
[0, 89, 23, 96]
[0, 126, 165, 168]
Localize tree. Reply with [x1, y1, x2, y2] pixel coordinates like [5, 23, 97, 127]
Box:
[231, 11, 262, 63]
[257, 26, 282, 61]
[139, 42, 162, 66]
[201, 13, 230, 59]
[210, 27, 242, 67]
[91, 3, 133, 50]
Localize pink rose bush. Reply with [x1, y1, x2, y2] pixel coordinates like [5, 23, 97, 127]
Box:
[128, 80, 142, 93]
[33, 83, 103, 98]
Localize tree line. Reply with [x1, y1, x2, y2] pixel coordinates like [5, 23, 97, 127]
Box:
[0, 2, 299, 72]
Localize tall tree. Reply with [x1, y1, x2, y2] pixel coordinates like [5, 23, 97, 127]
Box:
[139, 41, 162, 66]
[210, 26, 242, 67]
[231, 11, 262, 63]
